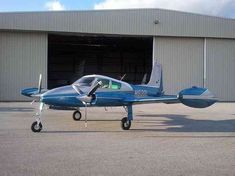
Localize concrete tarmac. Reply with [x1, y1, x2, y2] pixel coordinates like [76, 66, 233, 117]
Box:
[0, 102, 235, 176]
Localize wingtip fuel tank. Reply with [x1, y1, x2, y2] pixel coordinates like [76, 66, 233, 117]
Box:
[178, 86, 217, 108]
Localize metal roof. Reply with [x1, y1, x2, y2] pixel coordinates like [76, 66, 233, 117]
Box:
[0, 8, 234, 38]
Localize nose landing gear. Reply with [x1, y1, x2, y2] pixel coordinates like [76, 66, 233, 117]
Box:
[31, 102, 44, 133]
[31, 121, 42, 132]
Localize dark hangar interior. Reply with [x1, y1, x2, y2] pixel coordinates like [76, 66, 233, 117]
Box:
[48, 34, 153, 89]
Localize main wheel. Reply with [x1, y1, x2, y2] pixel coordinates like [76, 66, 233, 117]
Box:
[121, 117, 131, 130]
[73, 110, 82, 121]
[31, 121, 42, 132]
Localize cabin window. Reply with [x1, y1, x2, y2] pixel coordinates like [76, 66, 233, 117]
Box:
[74, 77, 95, 86]
[97, 79, 110, 89]
[111, 81, 121, 89]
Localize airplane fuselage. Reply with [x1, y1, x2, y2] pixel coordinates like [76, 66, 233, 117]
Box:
[41, 84, 161, 107]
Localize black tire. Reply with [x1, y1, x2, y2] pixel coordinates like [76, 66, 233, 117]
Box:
[73, 110, 82, 121]
[31, 121, 42, 132]
[121, 117, 131, 130]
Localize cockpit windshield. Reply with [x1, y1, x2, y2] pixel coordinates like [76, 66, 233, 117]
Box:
[73, 77, 95, 86]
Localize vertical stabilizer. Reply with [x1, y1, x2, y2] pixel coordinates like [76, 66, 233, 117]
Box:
[141, 73, 147, 84]
[147, 61, 163, 91]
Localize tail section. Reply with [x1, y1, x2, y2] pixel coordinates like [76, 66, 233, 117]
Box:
[147, 61, 163, 92]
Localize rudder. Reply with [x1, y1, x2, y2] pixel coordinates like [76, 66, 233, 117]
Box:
[147, 61, 163, 92]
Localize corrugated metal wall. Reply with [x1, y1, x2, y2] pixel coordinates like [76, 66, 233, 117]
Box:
[153, 37, 204, 94]
[0, 9, 234, 39]
[0, 32, 234, 101]
[206, 39, 235, 101]
[0, 32, 47, 101]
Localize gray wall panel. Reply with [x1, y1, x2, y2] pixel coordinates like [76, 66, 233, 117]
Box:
[0, 32, 47, 101]
[206, 39, 235, 101]
[153, 37, 204, 94]
[0, 9, 234, 38]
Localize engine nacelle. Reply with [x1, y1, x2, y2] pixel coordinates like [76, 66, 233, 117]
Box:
[179, 86, 217, 108]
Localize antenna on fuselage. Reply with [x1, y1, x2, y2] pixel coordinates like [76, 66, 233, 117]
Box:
[120, 74, 126, 81]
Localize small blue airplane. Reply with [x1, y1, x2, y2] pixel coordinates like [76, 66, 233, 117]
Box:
[21, 62, 217, 132]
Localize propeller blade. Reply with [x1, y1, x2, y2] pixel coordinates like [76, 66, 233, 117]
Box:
[77, 95, 92, 103]
[87, 81, 102, 97]
[38, 74, 42, 94]
[72, 84, 83, 95]
[31, 99, 36, 105]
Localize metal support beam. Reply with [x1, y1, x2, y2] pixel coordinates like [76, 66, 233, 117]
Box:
[203, 38, 207, 88]
[152, 37, 156, 66]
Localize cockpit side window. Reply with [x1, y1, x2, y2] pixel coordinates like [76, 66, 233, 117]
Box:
[74, 77, 95, 86]
[111, 81, 121, 89]
[97, 79, 110, 89]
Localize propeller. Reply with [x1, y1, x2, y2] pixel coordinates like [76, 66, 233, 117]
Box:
[72, 84, 83, 95]
[31, 74, 42, 105]
[72, 81, 102, 127]
[87, 81, 102, 97]
[38, 74, 42, 94]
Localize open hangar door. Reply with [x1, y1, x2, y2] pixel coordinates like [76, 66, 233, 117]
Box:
[48, 34, 152, 89]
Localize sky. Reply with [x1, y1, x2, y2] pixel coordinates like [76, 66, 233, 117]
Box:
[0, 0, 235, 18]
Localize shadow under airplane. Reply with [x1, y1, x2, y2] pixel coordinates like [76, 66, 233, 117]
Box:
[135, 114, 235, 133]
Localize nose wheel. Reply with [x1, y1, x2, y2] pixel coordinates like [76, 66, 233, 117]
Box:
[73, 110, 82, 121]
[31, 121, 42, 132]
[121, 117, 131, 130]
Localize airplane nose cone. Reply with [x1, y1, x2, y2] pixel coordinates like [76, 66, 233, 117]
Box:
[40, 93, 48, 102]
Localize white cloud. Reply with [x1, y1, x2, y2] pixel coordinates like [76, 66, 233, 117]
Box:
[94, 0, 235, 18]
[45, 0, 65, 11]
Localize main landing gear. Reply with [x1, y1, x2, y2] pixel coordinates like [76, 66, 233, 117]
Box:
[121, 117, 131, 130]
[72, 105, 133, 130]
[73, 110, 82, 121]
[121, 105, 133, 130]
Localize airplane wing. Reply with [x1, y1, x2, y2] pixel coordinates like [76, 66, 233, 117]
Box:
[21, 88, 48, 98]
[124, 95, 180, 105]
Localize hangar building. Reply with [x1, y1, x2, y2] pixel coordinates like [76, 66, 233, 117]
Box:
[0, 9, 235, 101]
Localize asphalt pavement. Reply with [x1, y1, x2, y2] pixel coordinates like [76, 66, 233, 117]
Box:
[0, 102, 235, 176]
